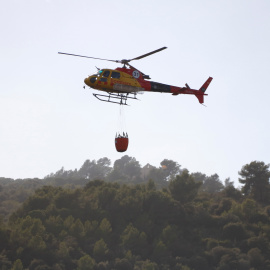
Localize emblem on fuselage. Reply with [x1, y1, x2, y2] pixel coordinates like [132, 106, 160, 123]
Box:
[132, 70, 140, 79]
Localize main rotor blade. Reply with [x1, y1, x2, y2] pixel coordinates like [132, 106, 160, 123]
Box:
[58, 52, 117, 62]
[129, 46, 167, 61]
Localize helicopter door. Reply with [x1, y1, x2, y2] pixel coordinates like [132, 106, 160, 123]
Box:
[98, 70, 111, 90]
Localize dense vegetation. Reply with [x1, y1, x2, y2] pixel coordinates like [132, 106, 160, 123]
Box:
[0, 157, 270, 269]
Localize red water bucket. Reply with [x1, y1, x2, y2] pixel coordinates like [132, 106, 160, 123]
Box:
[115, 137, 129, 152]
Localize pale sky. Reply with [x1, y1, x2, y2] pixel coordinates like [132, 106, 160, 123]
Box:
[1, 0, 270, 185]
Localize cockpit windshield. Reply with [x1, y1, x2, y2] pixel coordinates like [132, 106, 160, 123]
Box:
[90, 69, 103, 77]
[92, 69, 111, 78]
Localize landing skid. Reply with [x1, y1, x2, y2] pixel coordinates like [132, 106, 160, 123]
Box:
[93, 92, 138, 105]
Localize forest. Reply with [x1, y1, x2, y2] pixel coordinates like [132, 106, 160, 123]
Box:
[0, 156, 270, 270]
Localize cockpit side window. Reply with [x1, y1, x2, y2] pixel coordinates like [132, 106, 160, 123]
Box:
[103, 70, 110, 77]
[111, 71, 120, 79]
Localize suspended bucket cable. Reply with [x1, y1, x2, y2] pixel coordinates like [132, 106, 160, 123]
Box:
[115, 104, 129, 152]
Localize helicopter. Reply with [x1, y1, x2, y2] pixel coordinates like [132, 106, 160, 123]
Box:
[58, 47, 213, 105]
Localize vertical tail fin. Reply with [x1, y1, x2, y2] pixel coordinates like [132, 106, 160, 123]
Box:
[195, 77, 213, 103]
[199, 77, 213, 93]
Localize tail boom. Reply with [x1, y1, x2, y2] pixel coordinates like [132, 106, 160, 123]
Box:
[171, 77, 213, 103]
[143, 76, 213, 104]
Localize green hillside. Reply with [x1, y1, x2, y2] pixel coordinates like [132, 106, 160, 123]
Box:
[0, 158, 270, 269]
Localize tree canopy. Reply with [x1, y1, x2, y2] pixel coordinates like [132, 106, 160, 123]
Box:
[1, 157, 270, 269]
[239, 161, 270, 202]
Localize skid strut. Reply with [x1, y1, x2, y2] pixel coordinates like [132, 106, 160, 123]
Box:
[93, 92, 138, 105]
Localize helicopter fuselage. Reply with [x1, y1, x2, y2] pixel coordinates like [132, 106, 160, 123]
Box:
[84, 67, 212, 104]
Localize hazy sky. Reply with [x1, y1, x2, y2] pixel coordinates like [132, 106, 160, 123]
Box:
[1, 0, 270, 185]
